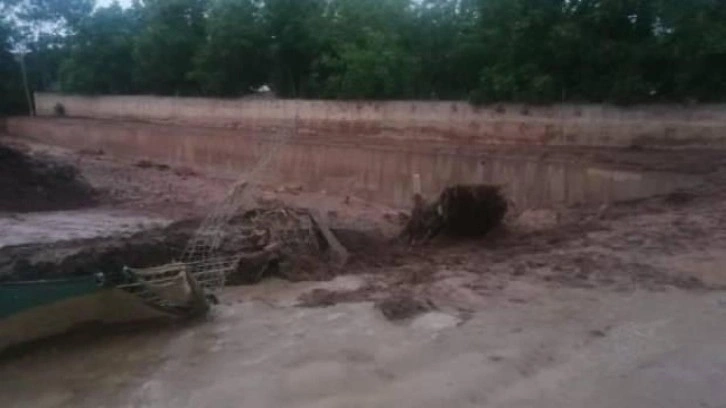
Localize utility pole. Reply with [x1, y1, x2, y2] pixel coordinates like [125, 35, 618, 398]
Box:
[16, 52, 34, 116]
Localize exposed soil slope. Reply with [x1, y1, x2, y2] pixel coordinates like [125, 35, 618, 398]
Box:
[0, 144, 96, 212]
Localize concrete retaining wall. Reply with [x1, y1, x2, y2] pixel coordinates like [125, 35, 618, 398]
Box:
[35, 93, 726, 148]
[10, 94, 719, 208]
[6, 117, 696, 209]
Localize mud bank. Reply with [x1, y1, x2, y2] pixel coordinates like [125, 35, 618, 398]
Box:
[0, 210, 167, 248]
[0, 143, 96, 212]
[0, 213, 373, 285]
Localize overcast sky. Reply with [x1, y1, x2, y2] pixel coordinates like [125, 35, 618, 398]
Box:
[96, 0, 133, 8]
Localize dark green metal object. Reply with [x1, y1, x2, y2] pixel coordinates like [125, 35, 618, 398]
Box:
[0, 276, 103, 319]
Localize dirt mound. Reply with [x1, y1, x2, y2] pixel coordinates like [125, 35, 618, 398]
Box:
[376, 293, 433, 321]
[402, 185, 508, 243]
[0, 144, 96, 212]
[439, 185, 508, 236]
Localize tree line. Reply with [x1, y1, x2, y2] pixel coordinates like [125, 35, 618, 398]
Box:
[1, 0, 726, 114]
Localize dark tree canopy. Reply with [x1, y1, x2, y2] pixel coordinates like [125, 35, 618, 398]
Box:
[0, 18, 26, 114]
[59, 3, 137, 94]
[2, 0, 726, 113]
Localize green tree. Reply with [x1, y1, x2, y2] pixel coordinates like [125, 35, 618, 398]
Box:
[4, 0, 725, 103]
[12, 0, 94, 34]
[313, 0, 418, 99]
[559, 0, 662, 103]
[0, 18, 26, 114]
[657, 0, 726, 101]
[320, 29, 418, 99]
[409, 0, 481, 99]
[59, 3, 137, 94]
[470, 0, 565, 103]
[264, 0, 327, 97]
[132, 0, 207, 95]
[5, 0, 95, 95]
[191, 0, 269, 96]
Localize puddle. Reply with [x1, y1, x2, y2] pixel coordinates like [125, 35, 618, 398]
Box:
[0, 210, 169, 248]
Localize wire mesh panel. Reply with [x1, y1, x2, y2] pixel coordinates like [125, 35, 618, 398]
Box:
[245, 208, 321, 256]
[184, 256, 239, 294]
[116, 107, 309, 310]
[117, 263, 205, 315]
[179, 112, 300, 295]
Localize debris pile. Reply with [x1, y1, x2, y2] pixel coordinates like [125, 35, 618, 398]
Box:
[0, 205, 348, 288]
[402, 184, 508, 244]
[220, 207, 322, 284]
[0, 144, 96, 212]
[376, 293, 433, 321]
[223, 207, 348, 284]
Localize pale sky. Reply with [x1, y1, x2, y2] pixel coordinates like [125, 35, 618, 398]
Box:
[96, 0, 133, 8]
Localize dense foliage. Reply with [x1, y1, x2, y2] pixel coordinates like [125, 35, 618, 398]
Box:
[2, 0, 726, 112]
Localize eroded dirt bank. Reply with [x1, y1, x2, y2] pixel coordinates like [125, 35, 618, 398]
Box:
[0, 143, 96, 212]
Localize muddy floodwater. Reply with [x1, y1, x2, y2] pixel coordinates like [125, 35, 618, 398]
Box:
[2, 281, 726, 408]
